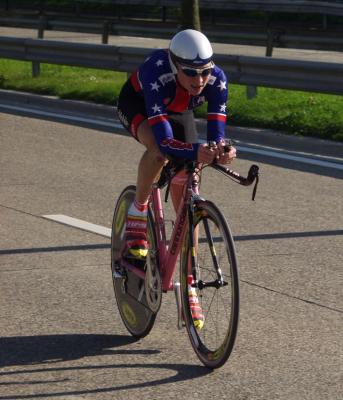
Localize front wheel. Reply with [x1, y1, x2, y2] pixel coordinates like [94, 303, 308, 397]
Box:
[111, 185, 156, 338]
[180, 200, 239, 369]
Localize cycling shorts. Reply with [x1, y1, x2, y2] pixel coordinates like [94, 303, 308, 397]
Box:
[117, 78, 198, 143]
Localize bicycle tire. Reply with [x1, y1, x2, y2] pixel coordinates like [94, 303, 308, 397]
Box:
[180, 200, 239, 368]
[111, 185, 156, 338]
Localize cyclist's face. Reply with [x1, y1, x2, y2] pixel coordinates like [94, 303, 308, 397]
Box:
[176, 62, 213, 96]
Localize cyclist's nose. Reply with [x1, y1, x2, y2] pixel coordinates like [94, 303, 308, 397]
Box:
[195, 74, 204, 84]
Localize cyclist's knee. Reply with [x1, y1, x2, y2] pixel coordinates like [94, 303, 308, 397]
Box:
[146, 149, 168, 168]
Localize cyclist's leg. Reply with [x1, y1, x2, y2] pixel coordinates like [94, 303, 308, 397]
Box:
[135, 120, 168, 204]
[169, 110, 199, 211]
[167, 112, 204, 327]
[123, 123, 167, 261]
[117, 80, 167, 262]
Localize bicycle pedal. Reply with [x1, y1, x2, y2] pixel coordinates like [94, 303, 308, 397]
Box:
[113, 261, 125, 279]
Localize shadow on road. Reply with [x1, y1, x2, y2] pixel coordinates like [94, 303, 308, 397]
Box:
[0, 228, 342, 257]
[0, 334, 146, 367]
[0, 334, 212, 399]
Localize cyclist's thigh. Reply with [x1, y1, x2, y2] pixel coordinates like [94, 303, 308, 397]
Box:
[169, 110, 198, 143]
[117, 79, 147, 141]
[137, 120, 160, 152]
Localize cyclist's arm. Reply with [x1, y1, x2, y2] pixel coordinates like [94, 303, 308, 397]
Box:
[205, 68, 228, 144]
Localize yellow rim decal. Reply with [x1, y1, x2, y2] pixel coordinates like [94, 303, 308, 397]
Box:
[115, 200, 127, 233]
[122, 301, 137, 327]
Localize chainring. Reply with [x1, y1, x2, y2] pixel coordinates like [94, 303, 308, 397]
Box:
[144, 251, 162, 313]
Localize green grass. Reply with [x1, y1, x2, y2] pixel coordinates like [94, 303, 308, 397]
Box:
[1, 59, 343, 141]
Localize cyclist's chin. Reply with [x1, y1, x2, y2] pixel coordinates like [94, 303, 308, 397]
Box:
[189, 85, 204, 96]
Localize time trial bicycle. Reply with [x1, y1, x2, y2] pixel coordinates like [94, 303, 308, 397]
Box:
[111, 146, 259, 369]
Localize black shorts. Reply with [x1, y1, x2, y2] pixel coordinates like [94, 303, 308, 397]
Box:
[117, 78, 186, 142]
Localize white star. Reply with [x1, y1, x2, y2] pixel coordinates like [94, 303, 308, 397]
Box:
[219, 103, 227, 112]
[150, 81, 160, 91]
[156, 59, 164, 67]
[152, 104, 162, 113]
[217, 80, 227, 91]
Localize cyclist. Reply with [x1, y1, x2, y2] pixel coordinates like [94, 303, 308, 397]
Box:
[117, 29, 236, 328]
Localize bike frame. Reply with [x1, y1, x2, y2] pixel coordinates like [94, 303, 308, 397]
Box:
[150, 171, 197, 292]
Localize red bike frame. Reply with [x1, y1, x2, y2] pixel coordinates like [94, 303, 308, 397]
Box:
[150, 174, 198, 292]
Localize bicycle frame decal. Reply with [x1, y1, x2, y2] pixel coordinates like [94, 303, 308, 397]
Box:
[150, 185, 190, 291]
[170, 204, 187, 256]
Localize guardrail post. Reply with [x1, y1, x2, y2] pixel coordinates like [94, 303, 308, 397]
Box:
[32, 61, 41, 78]
[322, 14, 328, 30]
[266, 29, 274, 57]
[247, 85, 258, 99]
[102, 20, 110, 44]
[38, 16, 47, 39]
[33, 16, 47, 78]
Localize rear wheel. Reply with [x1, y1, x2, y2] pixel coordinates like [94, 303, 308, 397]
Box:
[111, 185, 156, 338]
[180, 200, 239, 368]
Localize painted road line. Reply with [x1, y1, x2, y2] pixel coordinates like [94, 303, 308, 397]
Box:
[235, 140, 343, 163]
[43, 214, 343, 242]
[197, 138, 343, 171]
[42, 214, 111, 238]
[2, 102, 342, 171]
[236, 145, 343, 170]
[0, 104, 123, 129]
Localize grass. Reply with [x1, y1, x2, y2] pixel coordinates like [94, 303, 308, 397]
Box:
[1, 59, 343, 141]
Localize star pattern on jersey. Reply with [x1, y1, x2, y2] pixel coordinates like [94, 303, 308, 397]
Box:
[150, 81, 160, 91]
[152, 103, 162, 113]
[219, 103, 227, 112]
[217, 80, 227, 91]
[156, 59, 164, 67]
[196, 96, 205, 105]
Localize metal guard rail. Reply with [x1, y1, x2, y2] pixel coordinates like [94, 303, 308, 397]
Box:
[2, 1, 343, 16]
[0, 36, 343, 95]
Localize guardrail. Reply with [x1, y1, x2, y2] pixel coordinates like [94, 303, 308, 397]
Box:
[2, 0, 343, 16]
[1, 1, 343, 55]
[1, 36, 343, 95]
[1, 15, 343, 56]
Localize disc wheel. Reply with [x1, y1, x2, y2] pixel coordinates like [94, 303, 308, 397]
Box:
[111, 185, 156, 338]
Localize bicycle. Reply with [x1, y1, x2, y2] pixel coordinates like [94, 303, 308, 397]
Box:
[111, 146, 259, 369]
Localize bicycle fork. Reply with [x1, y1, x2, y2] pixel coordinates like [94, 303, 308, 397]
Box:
[173, 201, 198, 331]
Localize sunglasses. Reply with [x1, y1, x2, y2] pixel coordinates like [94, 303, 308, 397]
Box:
[180, 65, 213, 78]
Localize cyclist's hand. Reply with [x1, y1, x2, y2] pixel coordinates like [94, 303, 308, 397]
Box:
[197, 143, 218, 164]
[216, 140, 236, 165]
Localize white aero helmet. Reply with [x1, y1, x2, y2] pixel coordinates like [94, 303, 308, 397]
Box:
[169, 29, 213, 68]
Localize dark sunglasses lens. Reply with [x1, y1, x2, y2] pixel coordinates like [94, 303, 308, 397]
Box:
[182, 67, 212, 77]
[201, 68, 212, 77]
[182, 68, 198, 77]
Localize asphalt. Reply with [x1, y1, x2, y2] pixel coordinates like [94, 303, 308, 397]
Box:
[0, 108, 342, 399]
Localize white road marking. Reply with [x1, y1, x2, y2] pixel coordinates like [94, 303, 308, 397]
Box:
[42, 214, 111, 238]
[1, 103, 342, 170]
[236, 145, 343, 170]
[0, 104, 123, 129]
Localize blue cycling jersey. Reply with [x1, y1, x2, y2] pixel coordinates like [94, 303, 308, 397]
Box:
[130, 49, 228, 160]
